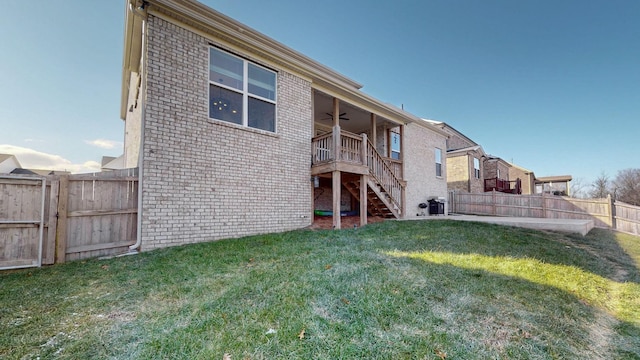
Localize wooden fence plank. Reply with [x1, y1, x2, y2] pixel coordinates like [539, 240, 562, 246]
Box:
[43, 178, 59, 265]
[451, 191, 635, 233]
[56, 175, 69, 264]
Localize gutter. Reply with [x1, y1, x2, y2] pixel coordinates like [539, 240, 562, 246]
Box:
[127, 0, 148, 251]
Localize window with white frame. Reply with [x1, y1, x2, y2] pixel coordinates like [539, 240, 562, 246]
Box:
[435, 147, 442, 177]
[474, 158, 480, 179]
[390, 131, 401, 160]
[209, 47, 277, 132]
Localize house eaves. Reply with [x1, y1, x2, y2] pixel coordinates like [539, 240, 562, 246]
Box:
[447, 145, 485, 157]
[428, 120, 478, 147]
[536, 175, 572, 183]
[509, 162, 534, 175]
[485, 156, 511, 168]
[121, 0, 448, 137]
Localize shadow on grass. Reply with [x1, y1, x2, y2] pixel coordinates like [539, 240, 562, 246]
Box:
[2, 220, 639, 359]
[360, 220, 640, 285]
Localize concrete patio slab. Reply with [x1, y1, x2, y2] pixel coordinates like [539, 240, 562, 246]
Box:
[438, 215, 594, 236]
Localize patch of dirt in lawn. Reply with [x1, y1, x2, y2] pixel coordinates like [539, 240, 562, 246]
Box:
[308, 215, 386, 230]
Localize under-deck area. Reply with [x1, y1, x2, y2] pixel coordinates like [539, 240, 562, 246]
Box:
[310, 90, 406, 229]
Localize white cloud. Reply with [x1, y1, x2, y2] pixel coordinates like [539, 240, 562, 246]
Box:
[84, 139, 123, 150]
[0, 144, 101, 174]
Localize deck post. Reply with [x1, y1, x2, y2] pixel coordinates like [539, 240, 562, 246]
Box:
[360, 174, 368, 227]
[332, 170, 341, 229]
[370, 113, 377, 150]
[333, 98, 340, 127]
[333, 125, 341, 161]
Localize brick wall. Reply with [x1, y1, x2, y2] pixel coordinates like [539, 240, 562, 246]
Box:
[446, 155, 470, 192]
[446, 152, 484, 193]
[403, 123, 448, 217]
[509, 167, 535, 195]
[139, 16, 312, 250]
[444, 130, 475, 151]
[468, 153, 484, 193]
[484, 159, 510, 181]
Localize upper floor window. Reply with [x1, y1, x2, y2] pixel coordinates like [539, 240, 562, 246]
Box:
[435, 148, 442, 177]
[390, 131, 401, 160]
[209, 47, 277, 132]
[474, 158, 480, 179]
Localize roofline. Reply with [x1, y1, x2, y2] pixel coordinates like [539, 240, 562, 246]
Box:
[422, 119, 478, 146]
[120, 0, 448, 136]
[447, 145, 485, 156]
[535, 175, 573, 182]
[485, 156, 511, 167]
[120, 0, 145, 120]
[508, 162, 534, 174]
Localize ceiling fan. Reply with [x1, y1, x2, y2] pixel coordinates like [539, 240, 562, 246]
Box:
[321, 112, 350, 121]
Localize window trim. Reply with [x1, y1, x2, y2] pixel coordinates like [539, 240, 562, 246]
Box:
[389, 130, 401, 160]
[473, 157, 481, 179]
[435, 147, 443, 177]
[208, 46, 277, 132]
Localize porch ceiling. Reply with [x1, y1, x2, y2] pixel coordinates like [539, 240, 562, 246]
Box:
[313, 91, 398, 134]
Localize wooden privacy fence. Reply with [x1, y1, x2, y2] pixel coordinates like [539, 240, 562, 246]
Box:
[449, 190, 640, 236]
[0, 169, 138, 270]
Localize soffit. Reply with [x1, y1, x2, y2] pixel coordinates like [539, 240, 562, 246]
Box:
[141, 0, 448, 137]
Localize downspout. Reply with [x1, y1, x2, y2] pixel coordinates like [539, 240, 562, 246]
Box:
[129, 1, 148, 251]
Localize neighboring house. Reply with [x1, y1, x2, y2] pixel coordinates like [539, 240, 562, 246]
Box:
[119, 0, 449, 251]
[446, 145, 487, 193]
[424, 120, 521, 194]
[535, 175, 572, 196]
[509, 163, 536, 195]
[10, 168, 70, 176]
[484, 156, 521, 194]
[0, 154, 21, 174]
[424, 120, 485, 193]
[101, 155, 125, 171]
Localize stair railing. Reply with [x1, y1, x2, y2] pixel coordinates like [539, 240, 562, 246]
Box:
[365, 138, 403, 213]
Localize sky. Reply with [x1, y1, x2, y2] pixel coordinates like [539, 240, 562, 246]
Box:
[0, 1, 638, 189]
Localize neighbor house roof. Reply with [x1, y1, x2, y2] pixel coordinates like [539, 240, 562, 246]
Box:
[446, 145, 485, 157]
[121, 0, 448, 137]
[535, 175, 572, 183]
[101, 155, 125, 170]
[422, 119, 478, 148]
[0, 153, 22, 173]
[509, 163, 534, 175]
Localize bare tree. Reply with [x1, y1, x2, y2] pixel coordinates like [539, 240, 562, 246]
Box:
[612, 168, 640, 206]
[589, 172, 610, 199]
[569, 177, 588, 198]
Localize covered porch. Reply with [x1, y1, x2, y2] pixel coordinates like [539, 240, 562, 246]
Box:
[310, 90, 406, 229]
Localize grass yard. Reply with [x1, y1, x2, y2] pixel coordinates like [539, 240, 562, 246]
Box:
[1, 220, 639, 359]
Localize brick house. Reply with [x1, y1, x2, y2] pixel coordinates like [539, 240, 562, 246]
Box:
[120, 0, 448, 251]
[424, 120, 522, 194]
[424, 120, 486, 193]
[509, 164, 536, 195]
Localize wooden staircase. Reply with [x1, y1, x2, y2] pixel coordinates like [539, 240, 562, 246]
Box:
[343, 178, 400, 218]
[311, 127, 405, 220]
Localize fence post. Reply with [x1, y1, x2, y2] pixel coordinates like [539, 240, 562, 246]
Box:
[43, 176, 60, 265]
[492, 190, 497, 215]
[608, 194, 616, 229]
[542, 192, 547, 218]
[55, 175, 69, 264]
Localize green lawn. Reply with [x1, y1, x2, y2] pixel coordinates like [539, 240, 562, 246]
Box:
[1, 220, 639, 359]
